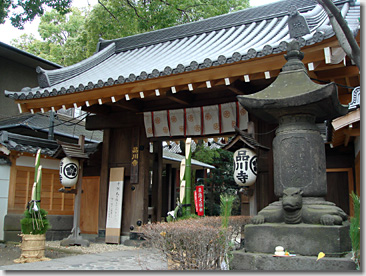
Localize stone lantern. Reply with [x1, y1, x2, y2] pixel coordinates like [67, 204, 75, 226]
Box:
[235, 39, 351, 260]
[238, 39, 348, 198]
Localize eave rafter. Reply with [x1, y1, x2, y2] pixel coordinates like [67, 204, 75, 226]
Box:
[166, 89, 194, 106]
[14, 36, 344, 114]
[105, 98, 142, 113]
[314, 65, 359, 80]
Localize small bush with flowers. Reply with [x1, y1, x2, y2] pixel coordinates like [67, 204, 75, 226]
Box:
[141, 215, 251, 270]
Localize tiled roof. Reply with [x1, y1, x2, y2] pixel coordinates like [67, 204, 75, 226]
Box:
[0, 130, 58, 156]
[163, 149, 215, 169]
[0, 130, 100, 157]
[0, 112, 103, 143]
[163, 139, 224, 153]
[223, 126, 270, 152]
[4, 0, 360, 100]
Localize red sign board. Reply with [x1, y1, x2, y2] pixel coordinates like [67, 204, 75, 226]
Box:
[196, 185, 204, 216]
[194, 191, 198, 213]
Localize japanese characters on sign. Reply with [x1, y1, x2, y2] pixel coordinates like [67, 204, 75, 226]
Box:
[131, 146, 139, 167]
[233, 148, 257, 186]
[130, 127, 140, 184]
[130, 145, 139, 183]
[196, 185, 204, 216]
[106, 180, 124, 229]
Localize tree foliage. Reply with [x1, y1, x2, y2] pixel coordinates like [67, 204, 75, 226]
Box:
[192, 144, 240, 216]
[10, 0, 250, 65]
[84, 0, 249, 60]
[350, 192, 360, 269]
[1, 0, 72, 28]
[12, 8, 89, 66]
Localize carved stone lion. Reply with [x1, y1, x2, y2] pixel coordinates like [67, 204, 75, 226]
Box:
[251, 187, 348, 225]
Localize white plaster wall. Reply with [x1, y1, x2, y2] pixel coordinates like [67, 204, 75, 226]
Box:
[16, 155, 60, 170]
[0, 165, 10, 241]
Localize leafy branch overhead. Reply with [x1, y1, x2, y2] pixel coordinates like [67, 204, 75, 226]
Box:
[1, 0, 72, 29]
[9, 0, 250, 66]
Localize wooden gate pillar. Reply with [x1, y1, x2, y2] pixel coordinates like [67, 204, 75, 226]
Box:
[98, 128, 110, 236]
[152, 141, 163, 222]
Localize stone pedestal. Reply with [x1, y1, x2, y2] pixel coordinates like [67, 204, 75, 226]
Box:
[244, 222, 351, 256]
[231, 251, 356, 271]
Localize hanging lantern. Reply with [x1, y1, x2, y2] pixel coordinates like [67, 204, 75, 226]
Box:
[233, 148, 257, 186]
[59, 157, 79, 187]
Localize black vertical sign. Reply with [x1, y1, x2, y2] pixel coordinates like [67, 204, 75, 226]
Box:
[130, 127, 139, 184]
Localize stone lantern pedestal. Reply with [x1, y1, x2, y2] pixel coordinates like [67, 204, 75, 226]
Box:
[232, 40, 355, 270]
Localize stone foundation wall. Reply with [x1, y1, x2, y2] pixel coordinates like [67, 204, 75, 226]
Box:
[3, 214, 73, 242]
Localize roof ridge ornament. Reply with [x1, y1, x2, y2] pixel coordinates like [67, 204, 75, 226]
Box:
[36, 66, 51, 88]
[287, 5, 311, 39]
[283, 5, 311, 72]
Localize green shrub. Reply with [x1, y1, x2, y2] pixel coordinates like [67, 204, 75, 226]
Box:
[219, 194, 236, 269]
[176, 214, 200, 221]
[141, 216, 250, 270]
[20, 208, 50, 235]
[220, 194, 235, 229]
[350, 192, 360, 269]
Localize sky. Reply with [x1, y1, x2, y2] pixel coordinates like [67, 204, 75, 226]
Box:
[0, 0, 282, 44]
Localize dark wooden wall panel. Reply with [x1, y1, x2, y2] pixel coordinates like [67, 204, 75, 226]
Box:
[253, 116, 277, 212]
[326, 172, 350, 214]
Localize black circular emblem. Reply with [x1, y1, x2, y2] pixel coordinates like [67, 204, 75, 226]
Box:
[250, 156, 257, 176]
[63, 163, 78, 179]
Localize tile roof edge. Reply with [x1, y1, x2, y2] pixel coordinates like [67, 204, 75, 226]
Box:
[0, 130, 59, 156]
[0, 113, 34, 128]
[36, 42, 116, 88]
[97, 2, 319, 53]
[4, 0, 358, 101]
[98, 0, 354, 54]
[0, 113, 102, 143]
[163, 155, 215, 169]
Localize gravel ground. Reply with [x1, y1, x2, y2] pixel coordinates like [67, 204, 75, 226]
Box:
[45, 240, 137, 254]
[0, 240, 138, 266]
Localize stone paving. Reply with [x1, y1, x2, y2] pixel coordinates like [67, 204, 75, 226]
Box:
[0, 248, 168, 271]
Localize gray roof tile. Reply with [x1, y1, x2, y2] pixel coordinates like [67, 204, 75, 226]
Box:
[0, 112, 103, 143]
[0, 130, 100, 157]
[162, 149, 215, 169]
[4, 0, 360, 100]
[0, 130, 58, 156]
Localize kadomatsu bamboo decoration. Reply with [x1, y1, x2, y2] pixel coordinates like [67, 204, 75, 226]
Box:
[184, 138, 192, 216]
[20, 149, 50, 235]
[34, 148, 42, 209]
[179, 159, 186, 205]
[27, 148, 42, 213]
[16, 149, 50, 264]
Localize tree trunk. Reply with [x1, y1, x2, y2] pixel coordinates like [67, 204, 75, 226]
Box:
[317, 0, 360, 69]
